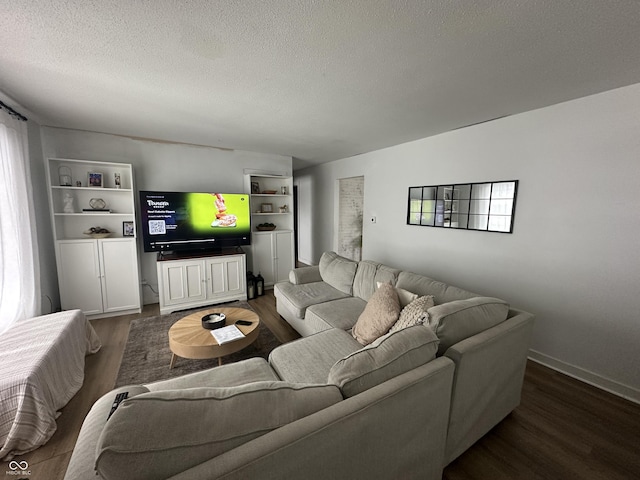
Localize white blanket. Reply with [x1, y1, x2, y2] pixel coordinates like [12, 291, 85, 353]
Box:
[0, 310, 101, 460]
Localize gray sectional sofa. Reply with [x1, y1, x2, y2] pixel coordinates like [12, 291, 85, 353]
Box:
[64, 251, 533, 480]
[274, 251, 535, 464]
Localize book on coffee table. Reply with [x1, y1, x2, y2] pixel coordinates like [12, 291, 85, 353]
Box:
[210, 325, 245, 345]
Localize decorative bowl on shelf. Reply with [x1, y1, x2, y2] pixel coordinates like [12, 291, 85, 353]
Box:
[256, 223, 276, 231]
[83, 227, 112, 238]
[261, 190, 278, 194]
[89, 198, 107, 209]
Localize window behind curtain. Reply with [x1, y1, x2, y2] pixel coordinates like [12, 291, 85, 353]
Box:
[0, 109, 40, 334]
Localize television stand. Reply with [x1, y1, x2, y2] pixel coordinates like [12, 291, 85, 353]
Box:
[156, 250, 247, 315]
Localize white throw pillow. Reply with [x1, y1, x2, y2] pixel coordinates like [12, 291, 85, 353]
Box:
[389, 295, 435, 333]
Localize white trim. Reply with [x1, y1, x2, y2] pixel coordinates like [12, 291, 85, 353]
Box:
[243, 168, 290, 177]
[528, 349, 640, 405]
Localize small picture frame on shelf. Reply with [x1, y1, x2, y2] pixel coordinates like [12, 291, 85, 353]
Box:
[261, 203, 273, 213]
[123, 221, 135, 237]
[88, 172, 103, 188]
[251, 181, 260, 194]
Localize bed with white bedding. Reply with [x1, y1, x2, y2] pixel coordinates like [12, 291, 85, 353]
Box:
[0, 309, 100, 460]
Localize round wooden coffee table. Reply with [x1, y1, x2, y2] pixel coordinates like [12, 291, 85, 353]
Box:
[168, 306, 260, 368]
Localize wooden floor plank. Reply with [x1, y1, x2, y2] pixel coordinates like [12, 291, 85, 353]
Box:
[14, 292, 640, 480]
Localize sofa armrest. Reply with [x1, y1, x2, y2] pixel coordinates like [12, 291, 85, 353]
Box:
[288, 265, 322, 285]
[443, 309, 535, 464]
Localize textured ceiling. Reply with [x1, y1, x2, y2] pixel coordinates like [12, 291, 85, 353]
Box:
[1, 1, 640, 170]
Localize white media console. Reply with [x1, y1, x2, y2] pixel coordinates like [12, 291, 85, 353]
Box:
[156, 250, 247, 315]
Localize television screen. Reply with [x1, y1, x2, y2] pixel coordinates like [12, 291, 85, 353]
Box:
[139, 191, 251, 252]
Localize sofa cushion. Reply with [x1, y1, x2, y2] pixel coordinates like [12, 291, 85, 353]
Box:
[288, 265, 322, 285]
[145, 358, 279, 391]
[390, 295, 435, 333]
[274, 280, 350, 319]
[305, 296, 367, 332]
[95, 382, 342, 480]
[396, 271, 478, 305]
[319, 251, 358, 295]
[269, 329, 362, 383]
[352, 283, 401, 345]
[377, 281, 419, 308]
[352, 261, 401, 301]
[427, 297, 510, 355]
[328, 325, 439, 398]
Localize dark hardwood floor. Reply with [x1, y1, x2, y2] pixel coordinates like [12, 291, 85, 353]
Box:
[18, 291, 640, 480]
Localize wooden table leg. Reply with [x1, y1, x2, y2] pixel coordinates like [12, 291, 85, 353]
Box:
[169, 353, 176, 369]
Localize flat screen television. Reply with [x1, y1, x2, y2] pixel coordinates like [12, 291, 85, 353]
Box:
[139, 191, 251, 253]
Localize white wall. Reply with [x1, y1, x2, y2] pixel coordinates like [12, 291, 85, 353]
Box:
[295, 83, 640, 402]
[41, 127, 292, 305]
[28, 121, 60, 312]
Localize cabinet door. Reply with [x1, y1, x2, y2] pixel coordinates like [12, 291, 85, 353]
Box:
[57, 240, 103, 315]
[206, 258, 226, 296]
[252, 233, 275, 286]
[161, 260, 206, 307]
[224, 254, 246, 296]
[204, 255, 246, 298]
[274, 231, 294, 284]
[99, 239, 141, 313]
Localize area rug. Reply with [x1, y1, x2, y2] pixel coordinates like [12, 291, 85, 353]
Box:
[115, 301, 281, 387]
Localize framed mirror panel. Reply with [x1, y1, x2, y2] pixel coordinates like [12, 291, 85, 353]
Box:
[406, 180, 518, 233]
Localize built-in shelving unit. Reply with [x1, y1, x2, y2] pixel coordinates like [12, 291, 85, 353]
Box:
[244, 173, 295, 287]
[46, 158, 141, 318]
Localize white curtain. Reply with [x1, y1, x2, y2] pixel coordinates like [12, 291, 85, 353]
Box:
[0, 108, 40, 334]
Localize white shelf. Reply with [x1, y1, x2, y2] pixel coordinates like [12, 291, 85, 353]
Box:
[252, 212, 291, 216]
[51, 186, 133, 192]
[54, 213, 133, 216]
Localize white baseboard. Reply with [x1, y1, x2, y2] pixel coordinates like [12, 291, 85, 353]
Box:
[528, 349, 640, 405]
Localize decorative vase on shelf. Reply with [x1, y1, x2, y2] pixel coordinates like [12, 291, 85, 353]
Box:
[63, 192, 75, 213]
[58, 166, 72, 186]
